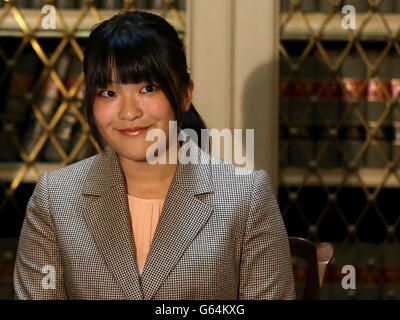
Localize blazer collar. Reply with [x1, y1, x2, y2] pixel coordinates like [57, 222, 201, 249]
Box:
[82, 139, 214, 197]
[82, 140, 215, 300]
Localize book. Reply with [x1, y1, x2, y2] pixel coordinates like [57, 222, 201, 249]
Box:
[302, 0, 316, 12]
[45, 52, 96, 162]
[319, 0, 369, 13]
[22, 51, 70, 160]
[175, 0, 185, 10]
[282, 0, 316, 12]
[365, 49, 392, 167]
[71, 125, 97, 161]
[16, 0, 29, 8]
[373, 0, 394, 13]
[135, 0, 151, 9]
[70, 80, 96, 162]
[289, 53, 315, 167]
[101, 0, 123, 9]
[390, 53, 400, 167]
[315, 48, 343, 167]
[279, 52, 291, 167]
[31, 0, 44, 8]
[288, 139, 314, 167]
[279, 135, 289, 168]
[151, 0, 163, 9]
[343, 0, 368, 12]
[77, 0, 99, 8]
[340, 49, 367, 167]
[42, 52, 95, 163]
[56, 0, 78, 8]
[393, 122, 400, 167]
[280, 0, 289, 12]
[43, 52, 81, 162]
[0, 52, 40, 161]
[318, 0, 336, 12]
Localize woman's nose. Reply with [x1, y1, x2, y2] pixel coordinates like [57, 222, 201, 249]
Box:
[117, 96, 143, 121]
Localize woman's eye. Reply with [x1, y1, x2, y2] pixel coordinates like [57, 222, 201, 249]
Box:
[98, 90, 116, 98]
[140, 84, 158, 93]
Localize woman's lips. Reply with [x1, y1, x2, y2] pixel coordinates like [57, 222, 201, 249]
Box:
[118, 126, 151, 137]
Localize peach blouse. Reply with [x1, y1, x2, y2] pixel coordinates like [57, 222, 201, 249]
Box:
[127, 194, 165, 275]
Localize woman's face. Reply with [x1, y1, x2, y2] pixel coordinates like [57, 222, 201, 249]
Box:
[93, 77, 190, 163]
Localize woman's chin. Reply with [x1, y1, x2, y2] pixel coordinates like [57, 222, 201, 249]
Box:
[118, 152, 150, 163]
[109, 140, 174, 164]
[111, 145, 150, 163]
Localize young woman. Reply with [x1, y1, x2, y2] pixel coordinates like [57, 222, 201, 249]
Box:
[13, 11, 295, 300]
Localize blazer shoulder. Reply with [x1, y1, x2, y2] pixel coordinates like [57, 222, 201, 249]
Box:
[207, 153, 261, 185]
[207, 154, 269, 200]
[46, 154, 98, 188]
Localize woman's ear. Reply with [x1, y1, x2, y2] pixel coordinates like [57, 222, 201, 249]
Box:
[182, 80, 194, 112]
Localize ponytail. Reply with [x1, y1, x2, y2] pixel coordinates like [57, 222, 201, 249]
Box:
[179, 103, 210, 153]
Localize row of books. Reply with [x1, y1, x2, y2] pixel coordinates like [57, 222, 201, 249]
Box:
[280, 0, 398, 13]
[280, 124, 400, 140]
[280, 138, 400, 167]
[0, 0, 186, 9]
[280, 79, 400, 101]
[281, 101, 398, 134]
[0, 49, 95, 162]
[280, 49, 400, 85]
[281, 79, 400, 135]
[281, 48, 400, 135]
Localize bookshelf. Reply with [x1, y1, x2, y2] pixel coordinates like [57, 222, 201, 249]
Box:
[281, 167, 400, 187]
[281, 13, 400, 41]
[0, 8, 185, 37]
[0, 11, 396, 40]
[279, 0, 400, 300]
[0, 162, 62, 183]
[280, 8, 400, 187]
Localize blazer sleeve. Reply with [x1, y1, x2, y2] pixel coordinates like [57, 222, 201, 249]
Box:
[238, 170, 296, 300]
[13, 171, 68, 299]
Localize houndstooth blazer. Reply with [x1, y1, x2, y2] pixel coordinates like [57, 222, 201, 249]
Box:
[13, 140, 296, 300]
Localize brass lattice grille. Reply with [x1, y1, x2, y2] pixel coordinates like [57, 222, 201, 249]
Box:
[0, 0, 186, 299]
[280, 0, 400, 299]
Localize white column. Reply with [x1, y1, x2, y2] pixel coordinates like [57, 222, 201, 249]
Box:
[186, 0, 280, 191]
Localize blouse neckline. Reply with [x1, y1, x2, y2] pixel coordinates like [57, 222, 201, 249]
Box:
[127, 194, 165, 201]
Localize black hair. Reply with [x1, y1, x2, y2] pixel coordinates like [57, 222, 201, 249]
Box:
[83, 10, 209, 151]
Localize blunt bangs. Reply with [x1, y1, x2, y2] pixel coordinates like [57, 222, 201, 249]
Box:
[86, 32, 169, 89]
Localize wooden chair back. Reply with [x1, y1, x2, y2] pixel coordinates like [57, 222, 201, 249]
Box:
[289, 237, 334, 300]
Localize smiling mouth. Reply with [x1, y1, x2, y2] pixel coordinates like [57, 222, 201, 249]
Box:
[118, 126, 151, 137]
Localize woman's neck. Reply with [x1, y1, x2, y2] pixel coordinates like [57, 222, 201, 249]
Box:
[118, 143, 180, 199]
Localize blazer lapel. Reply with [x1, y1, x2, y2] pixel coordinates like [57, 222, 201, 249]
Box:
[81, 140, 215, 300]
[141, 140, 215, 299]
[82, 147, 143, 300]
